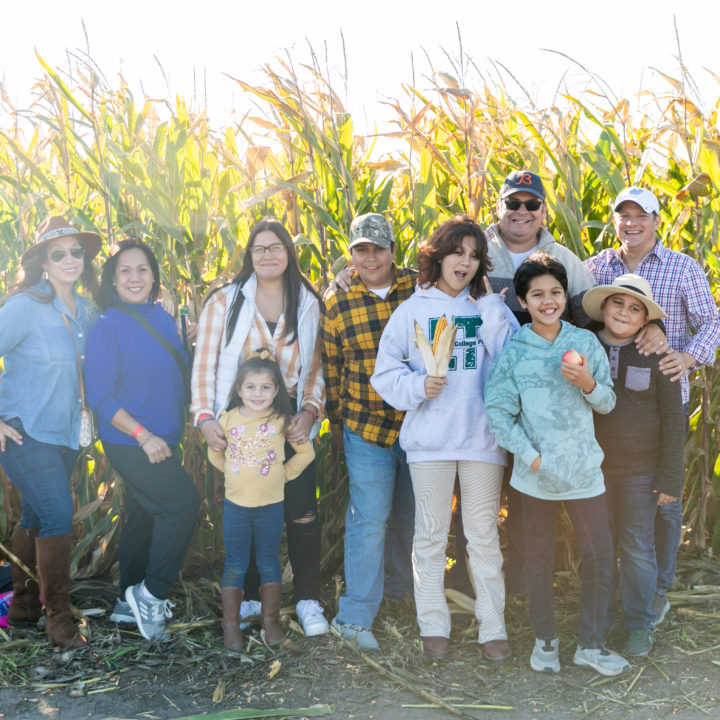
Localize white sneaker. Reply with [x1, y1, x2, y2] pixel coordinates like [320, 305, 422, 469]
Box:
[530, 637, 560, 673]
[573, 646, 630, 676]
[296, 599, 329, 636]
[239, 599, 261, 630]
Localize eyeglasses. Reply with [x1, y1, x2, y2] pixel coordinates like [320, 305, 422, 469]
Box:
[48, 247, 86, 262]
[504, 198, 544, 212]
[250, 243, 287, 258]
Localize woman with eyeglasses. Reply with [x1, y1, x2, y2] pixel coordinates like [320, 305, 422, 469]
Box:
[0, 216, 101, 649]
[192, 218, 328, 645]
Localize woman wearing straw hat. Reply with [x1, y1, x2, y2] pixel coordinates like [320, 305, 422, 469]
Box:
[0, 216, 101, 649]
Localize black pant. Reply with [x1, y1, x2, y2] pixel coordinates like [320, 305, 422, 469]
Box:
[244, 443, 321, 602]
[105, 443, 201, 600]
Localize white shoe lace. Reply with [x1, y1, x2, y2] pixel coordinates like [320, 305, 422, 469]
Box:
[297, 599, 324, 619]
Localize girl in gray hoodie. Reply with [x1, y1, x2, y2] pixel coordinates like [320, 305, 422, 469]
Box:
[371, 217, 518, 661]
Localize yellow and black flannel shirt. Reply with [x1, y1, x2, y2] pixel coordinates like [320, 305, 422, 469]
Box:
[320, 267, 417, 448]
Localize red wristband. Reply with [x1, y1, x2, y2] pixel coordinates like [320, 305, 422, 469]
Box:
[196, 413, 213, 426]
[131, 424, 144, 440]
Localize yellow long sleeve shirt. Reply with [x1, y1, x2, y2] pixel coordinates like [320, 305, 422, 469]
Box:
[208, 409, 314, 507]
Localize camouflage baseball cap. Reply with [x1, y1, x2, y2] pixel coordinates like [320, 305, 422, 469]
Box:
[348, 213, 394, 250]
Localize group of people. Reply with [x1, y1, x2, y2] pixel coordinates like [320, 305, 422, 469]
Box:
[0, 170, 717, 679]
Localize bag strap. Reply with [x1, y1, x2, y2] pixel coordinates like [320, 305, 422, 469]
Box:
[111, 303, 187, 379]
[60, 313, 88, 410]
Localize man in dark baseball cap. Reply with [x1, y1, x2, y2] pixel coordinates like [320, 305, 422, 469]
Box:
[499, 170, 546, 202]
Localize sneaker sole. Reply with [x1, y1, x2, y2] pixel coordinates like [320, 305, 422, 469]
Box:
[301, 623, 329, 637]
[573, 656, 630, 677]
[530, 659, 560, 673]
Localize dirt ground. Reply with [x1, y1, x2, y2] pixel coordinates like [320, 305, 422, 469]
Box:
[1, 554, 719, 720]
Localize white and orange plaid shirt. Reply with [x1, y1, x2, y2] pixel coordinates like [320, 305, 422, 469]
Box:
[191, 283, 325, 423]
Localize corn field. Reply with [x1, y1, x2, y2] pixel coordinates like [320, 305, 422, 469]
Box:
[0, 48, 718, 583]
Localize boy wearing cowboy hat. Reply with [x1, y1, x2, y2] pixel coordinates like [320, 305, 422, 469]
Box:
[583, 274, 685, 658]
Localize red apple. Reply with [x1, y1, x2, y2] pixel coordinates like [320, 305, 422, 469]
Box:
[562, 349, 583, 366]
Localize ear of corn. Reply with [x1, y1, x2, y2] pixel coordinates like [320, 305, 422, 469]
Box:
[413, 320, 438, 376]
[413, 316, 457, 377]
[433, 320, 458, 377]
[432, 316, 448, 354]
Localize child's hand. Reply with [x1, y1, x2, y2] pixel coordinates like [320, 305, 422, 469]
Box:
[561, 354, 596, 394]
[530, 455, 541, 473]
[424, 375, 447, 399]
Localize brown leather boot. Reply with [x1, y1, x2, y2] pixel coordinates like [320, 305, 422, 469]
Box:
[259, 582, 285, 646]
[422, 635, 449, 659]
[221, 586, 245, 652]
[7, 526, 42, 627]
[36, 534, 86, 650]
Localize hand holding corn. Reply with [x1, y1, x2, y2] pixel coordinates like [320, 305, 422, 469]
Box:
[413, 315, 458, 399]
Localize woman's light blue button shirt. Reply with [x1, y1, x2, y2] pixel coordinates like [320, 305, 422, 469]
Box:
[0, 282, 96, 449]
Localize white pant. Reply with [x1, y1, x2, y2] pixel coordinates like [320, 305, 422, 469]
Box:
[409, 460, 506, 643]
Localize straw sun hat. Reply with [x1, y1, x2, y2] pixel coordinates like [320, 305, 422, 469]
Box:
[21, 216, 102, 266]
[582, 273, 666, 322]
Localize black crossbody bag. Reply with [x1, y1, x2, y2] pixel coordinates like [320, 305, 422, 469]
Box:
[112, 303, 191, 399]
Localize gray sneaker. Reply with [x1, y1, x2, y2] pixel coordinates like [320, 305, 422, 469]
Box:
[530, 637, 560, 673]
[109, 599, 136, 625]
[624, 628, 654, 657]
[651, 594, 671, 626]
[573, 646, 630, 676]
[331, 616, 379, 651]
[125, 583, 174, 640]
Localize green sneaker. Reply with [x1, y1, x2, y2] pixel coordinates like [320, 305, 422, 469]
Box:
[624, 628, 653, 657]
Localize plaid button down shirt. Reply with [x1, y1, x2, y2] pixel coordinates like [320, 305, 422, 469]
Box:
[191, 286, 324, 421]
[320, 267, 416, 448]
[585, 241, 720, 403]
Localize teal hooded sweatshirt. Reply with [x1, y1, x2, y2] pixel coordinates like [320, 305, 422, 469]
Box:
[484, 320, 615, 500]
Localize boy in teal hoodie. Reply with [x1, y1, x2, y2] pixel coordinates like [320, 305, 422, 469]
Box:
[485, 253, 629, 677]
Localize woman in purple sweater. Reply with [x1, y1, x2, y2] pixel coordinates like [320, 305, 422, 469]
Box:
[84, 240, 200, 640]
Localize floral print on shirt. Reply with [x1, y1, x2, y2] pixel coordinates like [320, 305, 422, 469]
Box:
[227, 422, 278, 476]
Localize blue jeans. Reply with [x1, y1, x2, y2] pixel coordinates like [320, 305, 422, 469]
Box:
[337, 427, 413, 628]
[655, 404, 689, 595]
[0, 417, 77, 536]
[605, 474, 657, 630]
[521, 492, 613, 648]
[222, 499, 284, 588]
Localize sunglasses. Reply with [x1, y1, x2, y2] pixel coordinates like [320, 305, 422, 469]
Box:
[48, 247, 86, 262]
[504, 198, 543, 212]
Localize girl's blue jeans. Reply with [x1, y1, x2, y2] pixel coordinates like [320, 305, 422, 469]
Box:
[222, 499, 284, 588]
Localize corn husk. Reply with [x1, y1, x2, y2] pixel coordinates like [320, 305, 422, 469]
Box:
[412, 316, 457, 377]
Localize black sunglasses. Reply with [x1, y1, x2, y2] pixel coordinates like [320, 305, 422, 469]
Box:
[504, 198, 544, 212]
[48, 247, 86, 262]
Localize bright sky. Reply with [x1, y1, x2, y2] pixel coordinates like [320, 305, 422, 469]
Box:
[2, 0, 719, 135]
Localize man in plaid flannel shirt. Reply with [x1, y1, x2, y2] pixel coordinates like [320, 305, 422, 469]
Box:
[585, 186, 720, 626]
[321, 213, 417, 651]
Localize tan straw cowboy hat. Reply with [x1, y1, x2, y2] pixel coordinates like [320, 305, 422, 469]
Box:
[21, 216, 102, 265]
[582, 273, 666, 322]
